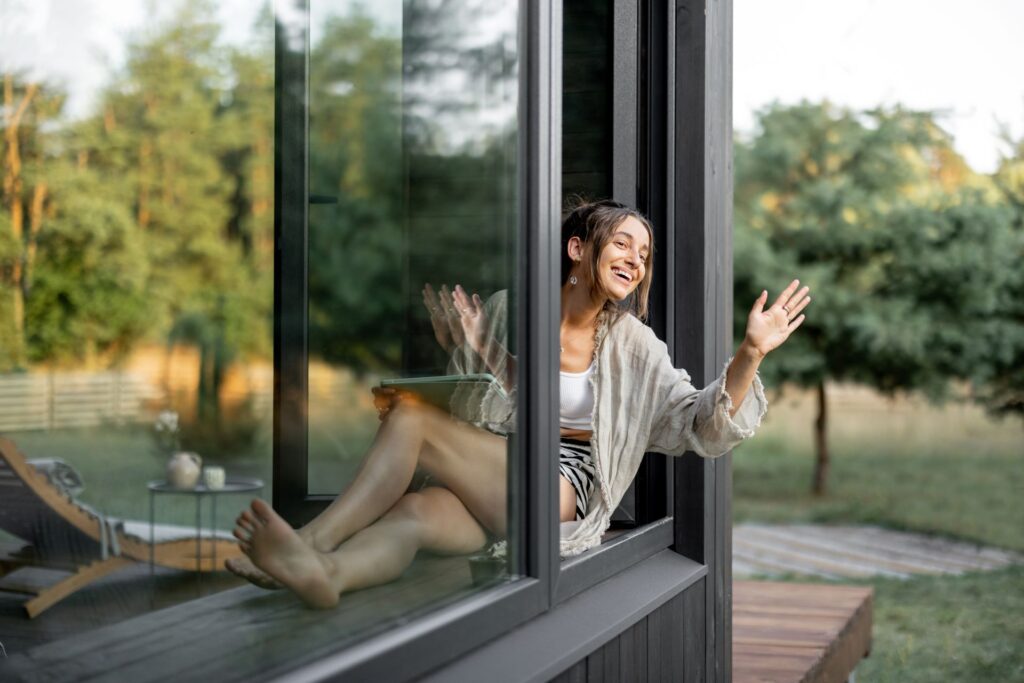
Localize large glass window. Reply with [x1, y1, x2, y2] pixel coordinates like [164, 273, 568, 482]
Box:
[0, 0, 524, 668]
[264, 0, 524, 646]
[0, 0, 274, 637]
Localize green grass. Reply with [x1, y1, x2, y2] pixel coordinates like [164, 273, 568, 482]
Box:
[8, 426, 273, 531]
[856, 567, 1024, 682]
[735, 392, 1024, 681]
[734, 430, 1024, 552]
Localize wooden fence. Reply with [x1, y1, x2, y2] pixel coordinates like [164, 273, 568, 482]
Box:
[0, 372, 167, 432]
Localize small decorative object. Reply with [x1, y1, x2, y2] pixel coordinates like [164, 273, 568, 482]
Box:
[202, 466, 226, 490]
[153, 410, 181, 456]
[166, 452, 202, 489]
[467, 540, 507, 586]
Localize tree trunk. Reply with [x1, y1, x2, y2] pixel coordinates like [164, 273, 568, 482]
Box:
[138, 138, 152, 229]
[25, 182, 46, 298]
[3, 76, 38, 352]
[811, 380, 829, 495]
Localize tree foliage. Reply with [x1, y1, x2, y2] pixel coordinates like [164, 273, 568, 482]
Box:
[734, 101, 1022, 494]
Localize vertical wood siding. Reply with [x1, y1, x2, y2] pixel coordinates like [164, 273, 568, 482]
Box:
[548, 579, 707, 683]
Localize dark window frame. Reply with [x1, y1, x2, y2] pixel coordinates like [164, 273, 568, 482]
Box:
[551, 0, 682, 607]
[269, 0, 732, 678]
[271, 1, 563, 679]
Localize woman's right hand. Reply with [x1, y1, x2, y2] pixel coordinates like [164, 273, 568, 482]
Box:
[423, 283, 465, 354]
[371, 386, 399, 421]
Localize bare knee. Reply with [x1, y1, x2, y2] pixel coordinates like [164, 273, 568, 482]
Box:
[384, 491, 430, 524]
[384, 490, 485, 554]
[384, 400, 428, 433]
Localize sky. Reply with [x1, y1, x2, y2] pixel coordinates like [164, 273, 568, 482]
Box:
[2, 0, 1022, 173]
[735, 0, 1024, 173]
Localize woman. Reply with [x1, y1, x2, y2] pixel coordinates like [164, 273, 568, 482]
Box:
[226, 199, 809, 607]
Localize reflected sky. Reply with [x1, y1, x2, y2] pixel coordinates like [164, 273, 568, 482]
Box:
[1, 0, 511, 155]
[0, 0, 399, 118]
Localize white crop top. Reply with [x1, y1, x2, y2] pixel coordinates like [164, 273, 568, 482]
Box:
[559, 361, 595, 430]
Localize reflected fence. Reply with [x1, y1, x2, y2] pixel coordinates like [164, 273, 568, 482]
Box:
[0, 372, 166, 431]
[0, 367, 276, 433]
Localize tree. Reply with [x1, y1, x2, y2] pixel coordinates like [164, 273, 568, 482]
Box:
[1, 73, 65, 368]
[733, 101, 1017, 494]
[305, 10, 405, 372]
[25, 172, 149, 365]
[973, 125, 1024, 419]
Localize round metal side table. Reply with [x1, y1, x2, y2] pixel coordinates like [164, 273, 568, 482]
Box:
[147, 477, 264, 590]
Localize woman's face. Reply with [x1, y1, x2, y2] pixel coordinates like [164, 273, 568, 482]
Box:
[594, 216, 650, 301]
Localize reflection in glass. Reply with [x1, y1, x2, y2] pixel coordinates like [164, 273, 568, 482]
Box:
[292, 0, 520, 635]
[0, 0, 274, 633]
[0, 0, 521, 670]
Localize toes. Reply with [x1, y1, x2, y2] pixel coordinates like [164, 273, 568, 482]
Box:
[240, 509, 263, 528]
[251, 499, 276, 524]
[233, 528, 253, 551]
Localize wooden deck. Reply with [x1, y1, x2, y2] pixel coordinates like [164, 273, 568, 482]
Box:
[0, 554, 482, 682]
[733, 580, 873, 683]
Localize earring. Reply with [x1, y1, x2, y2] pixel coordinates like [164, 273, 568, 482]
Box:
[569, 275, 578, 286]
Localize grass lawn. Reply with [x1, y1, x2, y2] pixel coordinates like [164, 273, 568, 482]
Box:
[735, 385, 1024, 681]
[853, 566, 1024, 682]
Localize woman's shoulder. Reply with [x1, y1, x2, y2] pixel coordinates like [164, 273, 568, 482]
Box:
[605, 312, 664, 351]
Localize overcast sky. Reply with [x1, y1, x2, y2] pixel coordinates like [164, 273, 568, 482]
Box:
[3, 0, 1022, 173]
[735, 0, 1024, 173]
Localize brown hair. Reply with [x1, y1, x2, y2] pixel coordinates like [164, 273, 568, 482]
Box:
[561, 198, 655, 320]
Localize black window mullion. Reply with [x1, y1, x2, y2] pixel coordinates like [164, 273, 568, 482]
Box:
[522, 0, 563, 599]
[273, 4, 311, 524]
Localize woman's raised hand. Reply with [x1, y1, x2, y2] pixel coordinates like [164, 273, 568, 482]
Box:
[452, 284, 489, 356]
[743, 279, 811, 358]
[422, 283, 465, 353]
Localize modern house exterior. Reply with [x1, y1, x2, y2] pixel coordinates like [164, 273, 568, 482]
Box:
[0, 0, 739, 680]
[272, 0, 736, 679]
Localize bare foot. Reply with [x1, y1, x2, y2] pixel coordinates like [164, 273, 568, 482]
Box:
[224, 556, 282, 590]
[241, 499, 340, 609]
[229, 509, 328, 590]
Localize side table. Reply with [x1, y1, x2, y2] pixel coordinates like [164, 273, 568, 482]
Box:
[147, 478, 264, 590]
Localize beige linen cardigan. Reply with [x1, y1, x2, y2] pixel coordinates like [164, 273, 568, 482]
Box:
[448, 291, 768, 557]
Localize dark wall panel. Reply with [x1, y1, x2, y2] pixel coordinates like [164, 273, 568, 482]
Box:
[562, 0, 612, 202]
[548, 579, 706, 683]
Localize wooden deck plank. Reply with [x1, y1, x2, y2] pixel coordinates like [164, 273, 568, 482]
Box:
[0, 553, 483, 682]
[733, 580, 872, 683]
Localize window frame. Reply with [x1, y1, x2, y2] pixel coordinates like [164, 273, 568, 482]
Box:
[271, 0, 563, 678]
[269, 0, 731, 678]
[550, 0, 685, 607]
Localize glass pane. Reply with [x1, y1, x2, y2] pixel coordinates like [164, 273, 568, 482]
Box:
[0, 0, 274, 650]
[303, 0, 522, 636]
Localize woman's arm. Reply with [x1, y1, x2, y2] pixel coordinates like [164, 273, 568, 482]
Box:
[725, 279, 811, 414]
[479, 341, 517, 395]
[452, 285, 517, 394]
[724, 342, 765, 417]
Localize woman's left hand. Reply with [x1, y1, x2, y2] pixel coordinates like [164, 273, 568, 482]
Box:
[452, 284, 490, 356]
[743, 279, 811, 358]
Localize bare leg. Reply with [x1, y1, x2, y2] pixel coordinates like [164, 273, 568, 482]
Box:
[238, 488, 488, 608]
[299, 401, 508, 548]
[228, 401, 506, 587]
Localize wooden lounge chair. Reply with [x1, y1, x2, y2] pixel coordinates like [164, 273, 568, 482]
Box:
[0, 437, 242, 618]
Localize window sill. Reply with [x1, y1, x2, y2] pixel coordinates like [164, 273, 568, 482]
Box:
[422, 548, 707, 683]
[556, 516, 674, 603]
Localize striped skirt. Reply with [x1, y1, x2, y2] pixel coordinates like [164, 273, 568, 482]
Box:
[559, 438, 597, 521]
